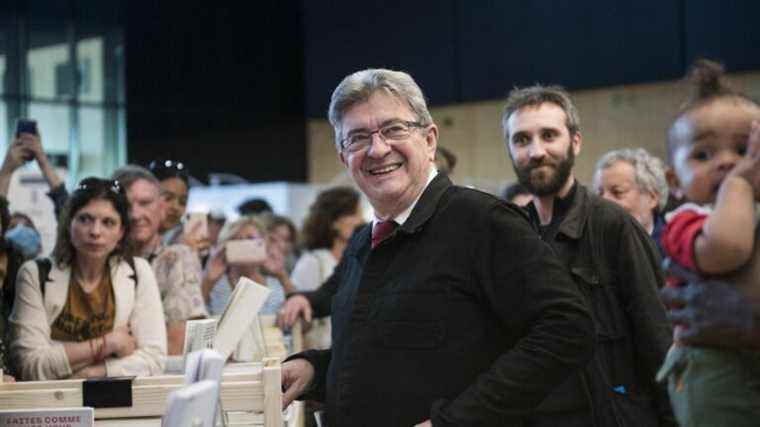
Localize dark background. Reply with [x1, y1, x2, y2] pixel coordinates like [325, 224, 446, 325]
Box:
[125, 0, 759, 183]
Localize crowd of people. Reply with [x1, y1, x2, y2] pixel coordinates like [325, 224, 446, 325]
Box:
[0, 140, 319, 378]
[0, 57, 758, 427]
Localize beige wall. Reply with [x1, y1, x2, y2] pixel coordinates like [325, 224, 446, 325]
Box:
[308, 71, 760, 195]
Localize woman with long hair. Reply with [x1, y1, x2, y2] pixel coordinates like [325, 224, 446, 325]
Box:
[289, 186, 363, 349]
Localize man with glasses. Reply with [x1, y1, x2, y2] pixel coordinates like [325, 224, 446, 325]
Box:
[280, 69, 594, 426]
[111, 165, 208, 355]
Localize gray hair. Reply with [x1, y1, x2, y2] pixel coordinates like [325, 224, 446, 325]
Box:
[501, 85, 581, 141]
[111, 164, 160, 191]
[328, 69, 433, 151]
[592, 148, 669, 211]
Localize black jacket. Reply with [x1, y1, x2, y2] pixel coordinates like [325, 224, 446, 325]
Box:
[526, 183, 675, 427]
[290, 174, 595, 426]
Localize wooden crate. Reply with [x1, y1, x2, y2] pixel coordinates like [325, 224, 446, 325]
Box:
[258, 315, 303, 358]
[0, 359, 282, 427]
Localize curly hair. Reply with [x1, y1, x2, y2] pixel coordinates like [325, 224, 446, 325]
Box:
[52, 177, 133, 268]
[301, 187, 360, 250]
[667, 58, 760, 162]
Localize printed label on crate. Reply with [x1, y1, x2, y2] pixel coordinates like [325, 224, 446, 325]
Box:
[0, 407, 93, 427]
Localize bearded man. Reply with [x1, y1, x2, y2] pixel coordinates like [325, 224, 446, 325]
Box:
[502, 85, 676, 427]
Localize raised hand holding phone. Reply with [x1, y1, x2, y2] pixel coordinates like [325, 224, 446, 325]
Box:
[184, 213, 209, 241]
[15, 118, 38, 137]
[225, 238, 267, 266]
[10, 118, 40, 163]
[2, 140, 30, 171]
[181, 212, 211, 253]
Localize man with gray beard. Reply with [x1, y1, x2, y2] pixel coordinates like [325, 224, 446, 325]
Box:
[502, 85, 675, 427]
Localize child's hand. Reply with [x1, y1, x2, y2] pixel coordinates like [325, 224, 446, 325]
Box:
[728, 120, 760, 199]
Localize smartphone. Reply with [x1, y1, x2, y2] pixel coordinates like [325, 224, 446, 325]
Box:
[225, 239, 267, 265]
[183, 212, 208, 241]
[15, 118, 38, 137]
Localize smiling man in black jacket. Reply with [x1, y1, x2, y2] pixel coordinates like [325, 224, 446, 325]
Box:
[280, 69, 595, 427]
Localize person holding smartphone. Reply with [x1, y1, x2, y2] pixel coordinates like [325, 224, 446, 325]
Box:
[148, 159, 212, 256]
[0, 119, 66, 216]
[202, 216, 285, 317]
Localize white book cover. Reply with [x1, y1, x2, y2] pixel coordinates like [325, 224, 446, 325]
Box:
[232, 315, 268, 362]
[0, 407, 93, 427]
[183, 318, 218, 354]
[213, 276, 271, 359]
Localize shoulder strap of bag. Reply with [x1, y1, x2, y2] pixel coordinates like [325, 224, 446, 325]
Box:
[35, 258, 53, 297]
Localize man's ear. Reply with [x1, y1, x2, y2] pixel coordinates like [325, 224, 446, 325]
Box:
[571, 131, 582, 157]
[426, 124, 439, 162]
[646, 190, 660, 212]
[665, 167, 682, 198]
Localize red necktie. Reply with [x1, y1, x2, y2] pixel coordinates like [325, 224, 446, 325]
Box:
[372, 220, 397, 248]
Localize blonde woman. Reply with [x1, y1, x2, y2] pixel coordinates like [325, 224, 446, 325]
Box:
[202, 216, 285, 316]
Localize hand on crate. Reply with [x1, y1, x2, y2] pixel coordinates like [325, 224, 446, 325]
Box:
[281, 358, 315, 409]
[278, 294, 312, 329]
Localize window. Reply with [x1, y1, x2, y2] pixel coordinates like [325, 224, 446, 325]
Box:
[2, 0, 126, 185]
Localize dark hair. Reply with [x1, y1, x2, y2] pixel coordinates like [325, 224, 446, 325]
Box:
[667, 59, 759, 160]
[148, 159, 189, 186]
[52, 177, 133, 267]
[237, 198, 273, 216]
[0, 197, 9, 233]
[680, 59, 744, 110]
[502, 85, 580, 140]
[501, 182, 531, 203]
[302, 187, 360, 250]
[10, 212, 37, 231]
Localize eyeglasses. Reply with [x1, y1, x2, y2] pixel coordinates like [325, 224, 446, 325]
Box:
[75, 177, 123, 195]
[340, 120, 427, 154]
